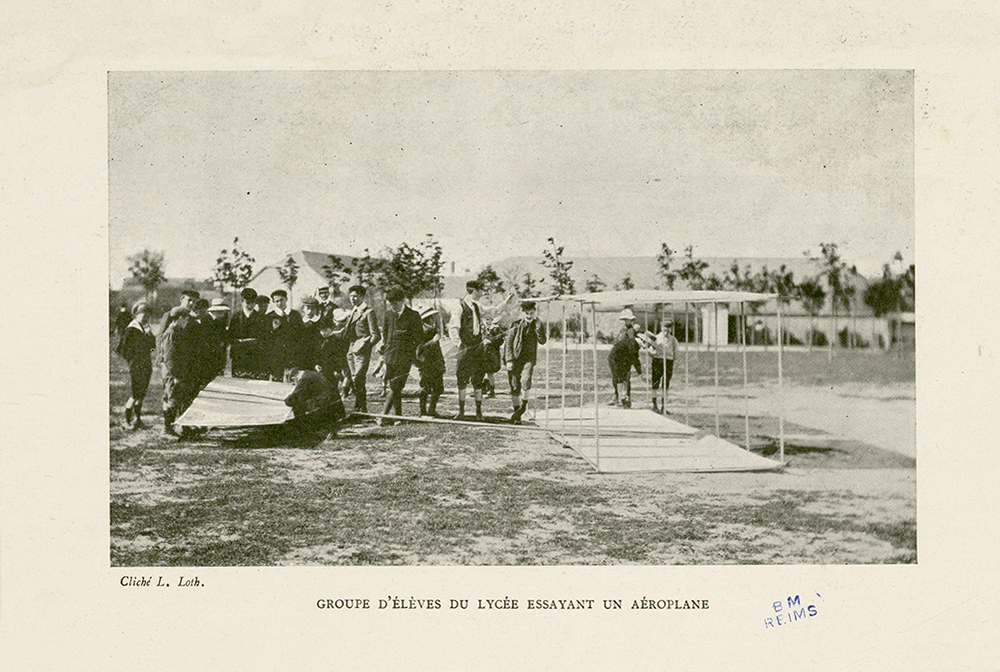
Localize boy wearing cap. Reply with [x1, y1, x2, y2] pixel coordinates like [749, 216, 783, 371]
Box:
[345, 283, 380, 413]
[116, 301, 156, 429]
[228, 288, 261, 378]
[315, 309, 352, 397]
[377, 287, 423, 424]
[608, 308, 641, 408]
[159, 305, 197, 436]
[266, 289, 303, 382]
[415, 307, 445, 417]
[315, 285, 335, 319]
[650, 323, 679, 413]
[206, 298, 230, 378]
[296, 296, 323, 371]
[189, 297, 218, 392]
[504, 300, 547, 424]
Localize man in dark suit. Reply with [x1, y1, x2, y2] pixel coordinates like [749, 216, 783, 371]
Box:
[228, 287, 262, 378]
[344, 282, 381, 412]
[377, 287, 423, 425]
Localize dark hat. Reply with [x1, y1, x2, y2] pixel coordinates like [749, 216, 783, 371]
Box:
[270, 289, 287, 298]
[520, 300, 537, 311]
[301, 296, 320, 309]
[255, 295, 270, 305]
[181, 289, 201, 300]
[240, 287, 258, 302]
[193, 298, 210, 311]
[348, 282, 366, 294]
[385, 287, 406, 303]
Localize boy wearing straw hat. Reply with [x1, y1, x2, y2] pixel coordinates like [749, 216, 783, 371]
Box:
[608, 308, 641, 408]
[415, 306, 446, 417]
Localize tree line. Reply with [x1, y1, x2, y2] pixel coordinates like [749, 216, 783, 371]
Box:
[125, 236, 914, 339]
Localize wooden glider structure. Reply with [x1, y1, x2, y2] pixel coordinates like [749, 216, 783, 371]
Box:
[175, 289, 788, 474]
[529, 289, 788, 473]
[175, 378, 299, 428]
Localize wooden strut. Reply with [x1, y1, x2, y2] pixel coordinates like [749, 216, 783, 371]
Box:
[349, 411, 553, 432]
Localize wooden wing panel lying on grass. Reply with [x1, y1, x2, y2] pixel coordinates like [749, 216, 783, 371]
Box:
[536, 407, 784, 473]
[175, 378, 296, 427]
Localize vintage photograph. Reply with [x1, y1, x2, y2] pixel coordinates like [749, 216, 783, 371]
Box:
[109, 70, 915, 566]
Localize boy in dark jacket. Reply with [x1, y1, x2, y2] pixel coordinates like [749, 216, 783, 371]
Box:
[503, 300, 547, 424]
[117, 301, 156, 429]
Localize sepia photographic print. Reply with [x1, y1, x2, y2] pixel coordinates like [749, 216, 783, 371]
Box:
[109, 70, 915, 567]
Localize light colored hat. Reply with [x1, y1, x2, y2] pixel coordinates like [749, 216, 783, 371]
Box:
[332, 308, 351, 324]
[618, 308, 636, 321]
[301, 296, 320, 309]
[419, 306, 439, 321]
[208, 298, 230, 313]
[635, 332, 656, 348]
[131, 301, 151, 316]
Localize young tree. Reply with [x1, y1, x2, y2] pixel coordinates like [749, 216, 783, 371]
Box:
[498, 263, 526, 298]
[212, 237, 255, 309]
[381, 234, 444, 299]
[864, 252, 915, 317]
[277, 254, 299, 305]
[541, 237, 575, 296]
[657, 243, 679, 289]
[475, 265, 506, 299]
[321, 255, 355, 297]
[819, 242, 850, 354]
[585, 274, 607, 293]
[615, 274, 634, 291]
[798, 277, 826, 349]
[519, 272, 540, 298]
[678, 246, 709, 290]
[128, 249, 167, 303]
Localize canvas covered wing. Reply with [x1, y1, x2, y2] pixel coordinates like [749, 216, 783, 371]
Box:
[175, 378, 296, 427]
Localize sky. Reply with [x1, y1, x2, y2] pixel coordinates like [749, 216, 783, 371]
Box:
[109, 70, 913, 286]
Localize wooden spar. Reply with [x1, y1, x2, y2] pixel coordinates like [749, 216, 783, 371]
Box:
[544, 300, 550, 425]
[777, 298, 786, 463]
[592, 301, 600, 472]
[684, 302, 691, 427]
[714, 301, 720, 437]
[741, 301, 751, 451]
[561, 302, 567, 432]
[351, 411, 552, 432]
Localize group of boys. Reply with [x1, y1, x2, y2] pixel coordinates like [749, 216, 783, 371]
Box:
[364, 280, 546, 426]
[150, 282, 378, 435]
[146, 278, 553, 434]
[157, 290, 231, 435]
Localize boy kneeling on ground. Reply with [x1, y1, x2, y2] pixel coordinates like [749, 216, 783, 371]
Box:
[284, 367, 346, 438]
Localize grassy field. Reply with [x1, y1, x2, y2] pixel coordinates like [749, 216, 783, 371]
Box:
[110, 341, 915, 565]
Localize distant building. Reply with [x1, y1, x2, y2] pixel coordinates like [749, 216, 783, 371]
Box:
[248, 250, 379, 310]
[475, 255, 888, 348]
